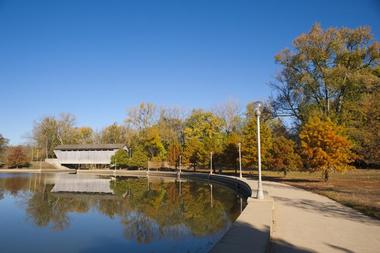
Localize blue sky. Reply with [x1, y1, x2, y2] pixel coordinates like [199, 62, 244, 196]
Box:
[0, 0, 379, 144]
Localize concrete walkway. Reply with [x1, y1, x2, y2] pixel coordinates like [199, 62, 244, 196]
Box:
[262, 181, 380, 253]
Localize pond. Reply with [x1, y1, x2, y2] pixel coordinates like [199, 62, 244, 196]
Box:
[0, 173, 247, 253]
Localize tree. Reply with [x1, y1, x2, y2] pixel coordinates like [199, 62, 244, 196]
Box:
[32, 116, 60, 158]
[32, 113, 77, 158]
[74, 127, 94, 144]
[216, 132, 241, 174]
[100, 123, 127, 144]
[7, 146, 31, 168]
[271, 24, 380, 123]
[344, 91, 380, 165]
[140, 126, 166, 160]
[125, 102, 158, 130]
[183, 110, 224, 169]
[167, 141, 180, 166]
[111, 149, 130, 168]
[241, 116, 272, 169]
[128, 145, 148, 169]
[267, 136, 302, 176]
[299, 116, 354, 181]
[213, 100, 242, 134]
[157, 107, 184, 158]
[0, 134, 9, 165]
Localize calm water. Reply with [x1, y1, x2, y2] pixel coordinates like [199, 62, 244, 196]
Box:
[0, 173, 246, 253]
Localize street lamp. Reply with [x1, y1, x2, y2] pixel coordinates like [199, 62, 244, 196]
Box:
[255, 101, 264, 200]
[238, 142, 242, 178]
[210, 152, 213, 175]
[178, 155, 182, 179]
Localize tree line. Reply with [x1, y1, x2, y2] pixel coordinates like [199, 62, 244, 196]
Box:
[1, 24, 379, 180]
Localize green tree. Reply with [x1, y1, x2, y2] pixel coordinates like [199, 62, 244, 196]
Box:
[128, 145, 148, 169]
[111, 149, 130, 168]
[241, 116, 272, 169]
[0, 134, 8, 165]
[299, 116, 354, 181]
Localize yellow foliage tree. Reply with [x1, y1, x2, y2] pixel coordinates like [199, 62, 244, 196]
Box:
[299, 116, 354, 181]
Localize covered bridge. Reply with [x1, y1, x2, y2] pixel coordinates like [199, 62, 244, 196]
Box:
[54, 144, 128, 166]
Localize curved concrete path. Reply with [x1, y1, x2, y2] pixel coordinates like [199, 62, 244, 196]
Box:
[262, 181, 380, 253]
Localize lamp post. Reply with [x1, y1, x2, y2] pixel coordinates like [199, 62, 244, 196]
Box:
[238, 142, 242, 178]
[255, 101, 264, 200]
[179, 155, 182, 178]
[210, 152, 213, 175]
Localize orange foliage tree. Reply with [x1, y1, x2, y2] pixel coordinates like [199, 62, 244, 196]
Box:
[268, 136, 302, 176]
[299, 116, 354, 181]
[7, 146, 31, 168]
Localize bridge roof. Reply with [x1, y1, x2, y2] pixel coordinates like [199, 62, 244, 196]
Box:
[55, 144, 126, 151]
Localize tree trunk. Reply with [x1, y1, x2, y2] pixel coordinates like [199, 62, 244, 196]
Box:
[324, 169, 329, 182]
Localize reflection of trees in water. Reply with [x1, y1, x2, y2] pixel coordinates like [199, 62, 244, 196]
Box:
[123, 211, 157, 244]
[0, 174, 243, 243]
[111, 178, 241, 240]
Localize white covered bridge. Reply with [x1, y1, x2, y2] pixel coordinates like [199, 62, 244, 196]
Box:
[54, 144, 128, 167]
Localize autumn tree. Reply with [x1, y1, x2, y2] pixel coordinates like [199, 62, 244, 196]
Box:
[140, 126, 166, 160]
[157, 107, 184, 163]
[271, 24, 380, 122]
[299, 116, 354, 181]
[7, 146, 31, 168]
[343, 91, 380, 165]
[241, 116, 272, 169]
[100, 123, 127, 144]
[74, 127, 94, 144]
[183, 110, 224, 169]
[215, 132, 241, 174]
[271, 24, 380, 165]
[267, 136, 302, 176]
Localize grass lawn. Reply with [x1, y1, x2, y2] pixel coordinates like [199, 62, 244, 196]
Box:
[0, 161, 57, 170]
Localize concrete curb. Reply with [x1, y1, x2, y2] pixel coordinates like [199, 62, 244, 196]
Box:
[0, 168, 72, 173]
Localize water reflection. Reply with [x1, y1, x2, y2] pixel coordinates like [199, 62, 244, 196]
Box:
[0, 173, 246, 253]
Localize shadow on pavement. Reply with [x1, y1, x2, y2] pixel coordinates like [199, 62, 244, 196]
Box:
[325, 243, 355, 253]
[211, 220, 314, 253]
[270, 238, 316, 253]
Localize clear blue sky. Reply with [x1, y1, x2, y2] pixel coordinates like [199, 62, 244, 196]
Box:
[0, 0, 379, 144]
